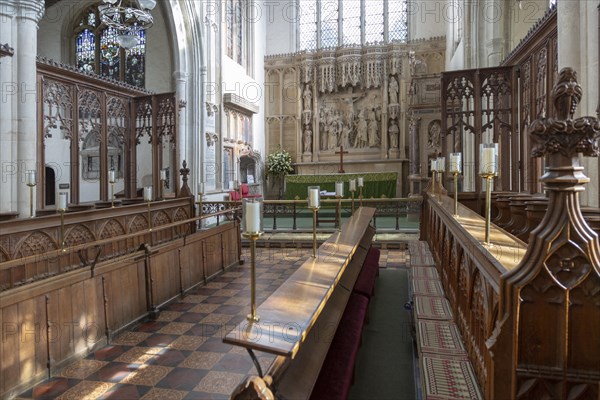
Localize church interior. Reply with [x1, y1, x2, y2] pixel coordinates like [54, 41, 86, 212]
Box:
[1, 0, 599, 399]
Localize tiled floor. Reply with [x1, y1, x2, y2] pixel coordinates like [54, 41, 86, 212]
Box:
[18, 248, 408, 400]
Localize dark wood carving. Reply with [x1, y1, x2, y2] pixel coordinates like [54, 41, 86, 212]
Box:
[441, 66, 514, 194]
[37, 60, 177, 205]
[499, 68, 600, 399]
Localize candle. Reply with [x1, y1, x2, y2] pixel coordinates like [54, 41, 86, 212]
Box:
[234, 180, 240, 190]
[160, 169, 167, 181]
[431, 159, 438, 172]
[481, 146, 497, 175]
[26, 170, 36, 186]
[58, 192, 68, 211]
[349, 179, 356, 192]
[108, 170, 116, 183]
[335, 182, 344, 197]
[144, 186, 153, 201]
[437, 157, 446, 172]
[199, 182, 204, 194]
[245, 201, 261, 233]
[450, 153, 462, 173]
[358, 177, 364, 187]
[308, 187, 320, 208]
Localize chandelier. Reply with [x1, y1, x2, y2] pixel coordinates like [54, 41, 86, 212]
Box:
[99, 0, 156, 49]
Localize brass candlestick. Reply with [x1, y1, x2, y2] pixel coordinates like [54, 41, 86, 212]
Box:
[453, 172, 459, 216]
[147, 201, 152, 232]
[60, 209, 66, 251]
[28, 183, 35, 218]
[160, 179, 166, 201]
[359, 187, 363, 208]
[336, 195, 341, 230]
[111, 182, 116, 208]
[26, 170, 36, 218]
[481, 174, 494, 245]
[243, 232, 261, 322]
[312, 206, 319, 258]
[197, 193, 203, 229]
[350, 190, 355, 214]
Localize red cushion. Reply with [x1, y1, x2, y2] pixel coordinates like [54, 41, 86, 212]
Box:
[354, 259, 378, 298]
[310, 293, 368, 400]
[229, 191, 241, 201]
[241, 183, 249, 195]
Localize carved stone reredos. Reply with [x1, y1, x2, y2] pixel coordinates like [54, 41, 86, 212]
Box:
[530, 68, 600, 159]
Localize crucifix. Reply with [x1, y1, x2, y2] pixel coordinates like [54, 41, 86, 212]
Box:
[335, 146, 349, 173]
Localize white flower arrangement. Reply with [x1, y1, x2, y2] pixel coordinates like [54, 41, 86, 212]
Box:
[266, 147, 294, 178]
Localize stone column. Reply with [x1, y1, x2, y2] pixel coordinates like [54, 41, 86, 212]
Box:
[15, 0, 44, 217]
[408, 110, 422, 197]
[557, 1, 598, 207]
[173, 70, 191, 194]
[0, 0, 16, 213]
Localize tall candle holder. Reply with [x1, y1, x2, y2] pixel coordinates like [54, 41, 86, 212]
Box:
[430, 159, 438, 195]
[242, 198, 263, 323]
[335, 181, 344, 230]
[58, 192, 68, 251]
[159, 169, 167, 201]
[449, 153, 462, 217]
[308, 186, 320, 258]
[357, 177, 364, 207]
[436, 156, 445, 202]
[144, 186, 153, 231]
[349, 178, 356, 214]
[480, 143, 498, 245]
[25, 170, 36, 218]
[109, 169, 116, 208]
[197, 183, 204, 229]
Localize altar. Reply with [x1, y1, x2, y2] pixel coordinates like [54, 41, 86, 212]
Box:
[285, 172, 397, 200]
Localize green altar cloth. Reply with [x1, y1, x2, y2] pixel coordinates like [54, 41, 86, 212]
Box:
[285, 172, 398, 200]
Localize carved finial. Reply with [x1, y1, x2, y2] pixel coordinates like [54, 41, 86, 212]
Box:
[551, 67, 582, 120]
[530, 68, 600, 158]
[178, 160, 192, 198]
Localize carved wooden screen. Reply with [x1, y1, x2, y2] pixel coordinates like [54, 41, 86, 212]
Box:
[37, 60, 177, 208]
[502, 6, 558, 193]
[441, 66, 515, 194]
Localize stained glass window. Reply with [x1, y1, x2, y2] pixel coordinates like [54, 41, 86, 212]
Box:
[76, 29, 96, 73]
[342, 0, 361, 45]
[320, 0, 338, 48]
[126, 30, 146, 87]
[226, 0, 245, 66]
[226, 0, 234, 59]
[388, 0, 408, 42]
[299, 0, 317, 50]
[298, 0, 408, 50]
[100, 27, 121, 81]
[364, 0, 384, 44]
[73, 4, 147, 88]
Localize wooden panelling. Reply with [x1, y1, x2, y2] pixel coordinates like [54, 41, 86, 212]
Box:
[0, 221, 240, 398]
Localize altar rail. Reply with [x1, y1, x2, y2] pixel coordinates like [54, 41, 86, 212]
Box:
[0, 205, 241, 398]
[201, 197, 420, 232]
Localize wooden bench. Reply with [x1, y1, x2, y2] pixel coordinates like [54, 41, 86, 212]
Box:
[224, 207, 376, 399]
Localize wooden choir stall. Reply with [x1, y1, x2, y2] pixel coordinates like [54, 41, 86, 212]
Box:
[224, 207, 380, 399]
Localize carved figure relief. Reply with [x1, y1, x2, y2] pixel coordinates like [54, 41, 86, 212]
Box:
[388, 119, 399, 149]
[427, 120, 441, 149]
[303, 84, 312, 111]
[389, 76, 399, 104]
[303, 126, 312, 153]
